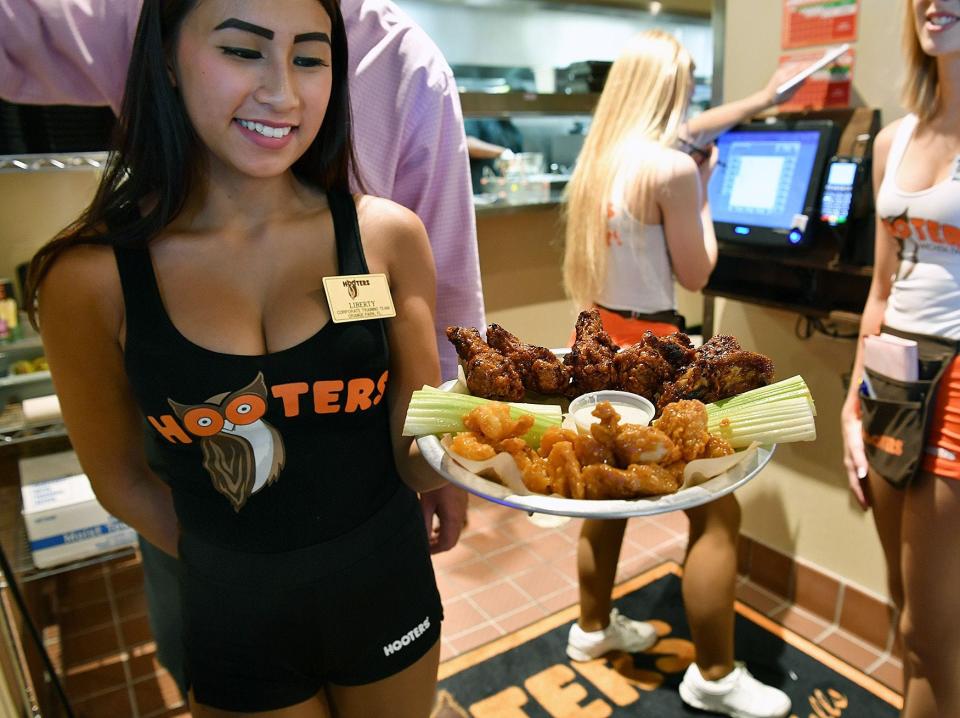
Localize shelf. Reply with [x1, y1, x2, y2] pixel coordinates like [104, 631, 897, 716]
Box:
[0, 337, 43, 354]
[703, 286, 833, 318]
[474, 188, 565, 216]
[717, 239, 873, 278]
[705, 272, 871, 317]
[0, 373, 50, 390]
[0, 413, 70, 462]
[0, 486, 135, 588]
[475, 198, 561, 216]
[460, 92, 598, 117]
[0, 152, 107, 174]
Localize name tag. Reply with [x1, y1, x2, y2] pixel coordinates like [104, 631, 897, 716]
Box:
[322, 273, 396, 323]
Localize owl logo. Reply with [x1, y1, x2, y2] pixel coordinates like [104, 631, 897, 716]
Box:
[345, 279, 360, 299]
[169, 373, 286, 512]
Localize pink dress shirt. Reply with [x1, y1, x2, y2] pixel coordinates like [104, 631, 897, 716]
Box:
[0, 0, 485, 378]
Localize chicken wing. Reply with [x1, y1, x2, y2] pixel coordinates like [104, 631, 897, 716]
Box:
[613, 341, 673, 405]
[565, 309, 619, 396]
[652, 399, 710, 462]
[644, 331, 697, 372]
[486, 323, 572, 395]
[613, 425, 677, 466]
[462, 401, 533, 443]
[547, 441, 587, 499]
[656, 334, 774, 410]
[581, 462, 681, 499]
[446, 326, 525, 401]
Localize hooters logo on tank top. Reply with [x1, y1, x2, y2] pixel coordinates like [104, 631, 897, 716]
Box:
[882, 210, 960, 254]
[145, 370, 389, 511]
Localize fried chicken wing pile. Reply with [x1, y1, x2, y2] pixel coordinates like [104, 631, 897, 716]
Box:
[450, 400, 733, 500]
[446, 310, 774, 409]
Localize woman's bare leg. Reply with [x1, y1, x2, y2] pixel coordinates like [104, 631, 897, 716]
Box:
[900, 474, 960, 718]
[867, 470, 906, 611]
[326, 640, 441, 718]
[576, 518, 627, 630]
[682, 494, 740, 680]
[189, 691, 331, 718]
[866, 470, 907, 702]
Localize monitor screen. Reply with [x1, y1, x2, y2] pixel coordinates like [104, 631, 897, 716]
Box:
[708, 121, 836, 247]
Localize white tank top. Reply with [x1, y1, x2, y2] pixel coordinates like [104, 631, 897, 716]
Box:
[593, 173, 675, 313]
[876, 114, 960, 339]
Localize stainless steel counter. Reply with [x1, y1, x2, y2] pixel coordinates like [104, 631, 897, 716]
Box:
[473, 189, 564, 216]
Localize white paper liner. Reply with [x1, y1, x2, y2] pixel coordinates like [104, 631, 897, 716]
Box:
[681, 442, 761, 489]
[440, 435, 532, 495]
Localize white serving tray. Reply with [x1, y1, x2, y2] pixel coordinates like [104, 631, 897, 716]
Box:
[416, 380, 775, 519]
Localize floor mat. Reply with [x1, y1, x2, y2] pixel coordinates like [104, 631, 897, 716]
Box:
[436, 562, 900, 717]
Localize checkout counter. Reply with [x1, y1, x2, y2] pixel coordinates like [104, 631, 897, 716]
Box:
[703, 107, 881, 334]
[471, 105, 884, 350]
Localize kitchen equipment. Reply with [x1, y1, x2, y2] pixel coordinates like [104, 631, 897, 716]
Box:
[495, 151, 545, 177]
[556, 61, 613, 94]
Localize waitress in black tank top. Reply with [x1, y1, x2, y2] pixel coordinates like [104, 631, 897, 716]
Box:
[27, 1, 447, 716]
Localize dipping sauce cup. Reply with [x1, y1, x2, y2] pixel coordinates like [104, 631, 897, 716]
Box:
[568, 390, 656, 435]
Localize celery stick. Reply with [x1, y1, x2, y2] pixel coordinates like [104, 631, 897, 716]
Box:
[402, 389, 561, 447]
[705, 376, 817, 448]
[417, 385, 561, 415]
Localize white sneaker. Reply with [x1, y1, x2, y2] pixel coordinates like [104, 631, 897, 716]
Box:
[565, 608, 657, 661]
[678, 661, 791, 718]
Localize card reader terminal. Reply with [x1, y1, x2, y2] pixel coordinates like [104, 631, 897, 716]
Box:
[820, 156, 861, 226]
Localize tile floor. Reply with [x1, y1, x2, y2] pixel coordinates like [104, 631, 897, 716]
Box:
[35, 494, 903, 717]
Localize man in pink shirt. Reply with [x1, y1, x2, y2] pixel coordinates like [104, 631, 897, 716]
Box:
[2, 0, 483, 696]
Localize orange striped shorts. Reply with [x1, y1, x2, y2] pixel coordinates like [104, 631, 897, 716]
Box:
[923, 355, 960, 480]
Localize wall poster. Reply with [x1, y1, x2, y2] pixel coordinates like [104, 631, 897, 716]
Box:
[782, 0, 859, 49]
[777, 46, 856, 110]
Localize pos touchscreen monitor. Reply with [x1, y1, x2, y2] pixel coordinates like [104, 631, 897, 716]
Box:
[707, 120, 837, 247]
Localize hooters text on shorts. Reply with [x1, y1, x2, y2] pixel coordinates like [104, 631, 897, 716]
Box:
[383, 616, 431, 656]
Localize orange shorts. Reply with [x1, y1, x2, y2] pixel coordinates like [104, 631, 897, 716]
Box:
[591, 306, 681, 347]
[923, 355, 960, 480]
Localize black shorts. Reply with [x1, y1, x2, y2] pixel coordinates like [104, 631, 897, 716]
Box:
[177, 487, 443, 712]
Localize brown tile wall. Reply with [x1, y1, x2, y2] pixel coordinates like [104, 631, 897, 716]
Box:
[738, 536, 897, 654]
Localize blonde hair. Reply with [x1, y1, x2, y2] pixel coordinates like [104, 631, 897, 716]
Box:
[901, 0, 939, 121]
[562, 30, 694, 310]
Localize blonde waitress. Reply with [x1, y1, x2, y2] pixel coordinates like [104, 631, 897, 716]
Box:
[562, 30, 799, 718]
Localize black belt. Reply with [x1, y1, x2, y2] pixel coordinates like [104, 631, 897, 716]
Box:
[595, 304, 686, 331]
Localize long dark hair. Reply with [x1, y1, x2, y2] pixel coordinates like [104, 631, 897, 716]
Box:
[27, 0, 361, 325]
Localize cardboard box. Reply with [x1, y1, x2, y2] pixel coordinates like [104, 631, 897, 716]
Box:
[20, 451, 137, 569]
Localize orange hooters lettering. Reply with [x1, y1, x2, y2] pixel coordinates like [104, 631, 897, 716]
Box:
[864, 432, 904, 456]
[147, 372, 390, 444]
[882, 211, 960, 247]
[910, 217, 928, 241]
[313, 380, 345, 414]
[945, 223, 960, 248]
[345, 378, 376, 412]
[888, 217, 911, 240]
[374, 370, 388, 405]
[272, 382, 310, 417]
[148, 415, 193, 444]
